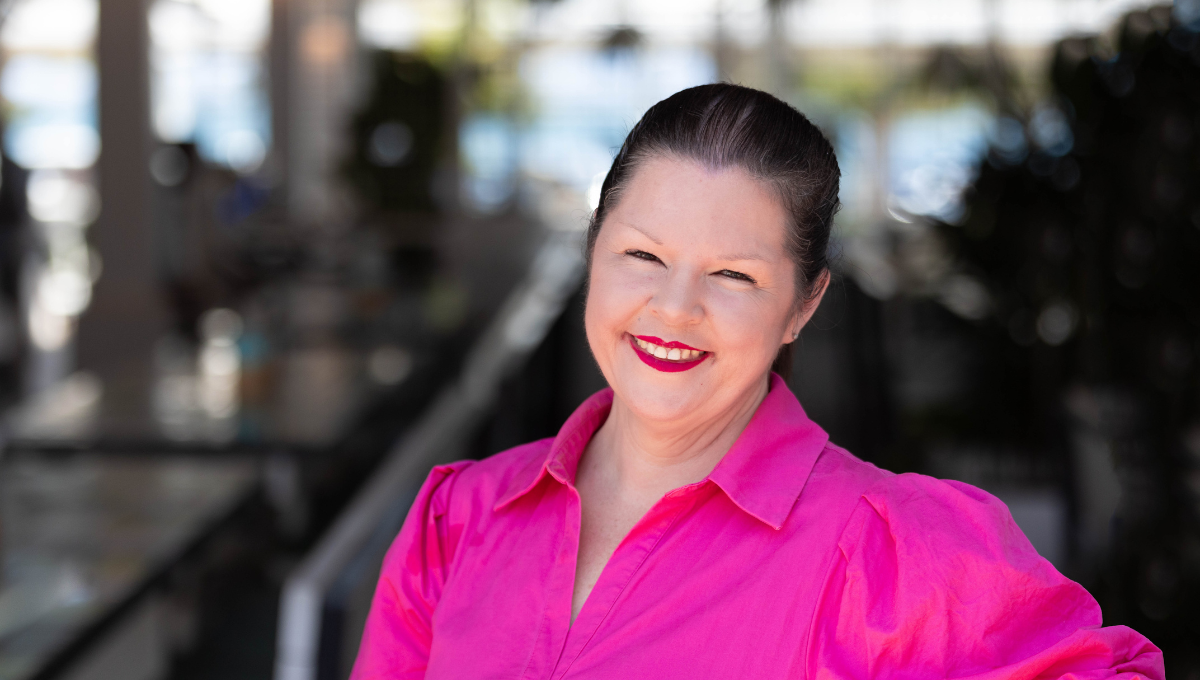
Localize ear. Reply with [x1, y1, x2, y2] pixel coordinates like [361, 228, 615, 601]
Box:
[779, 270, 830, 345]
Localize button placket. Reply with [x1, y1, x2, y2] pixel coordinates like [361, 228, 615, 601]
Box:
[544, 485, 585, 678]
[515, 482, 583, 680]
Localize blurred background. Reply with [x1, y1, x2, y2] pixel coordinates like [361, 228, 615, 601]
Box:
[0, 0, 1194, 678]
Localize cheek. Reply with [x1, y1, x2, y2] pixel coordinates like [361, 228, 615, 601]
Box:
[584, 267, 638, 366]
[585, 261, 656, 335]
[705, 286, 790, 358]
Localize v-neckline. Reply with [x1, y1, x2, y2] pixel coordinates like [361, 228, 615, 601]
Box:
[552, 483, 702, 676]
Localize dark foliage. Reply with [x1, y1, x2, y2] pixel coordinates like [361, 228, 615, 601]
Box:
[943, 6, 1200, 668]
[345, 52, 447, 214]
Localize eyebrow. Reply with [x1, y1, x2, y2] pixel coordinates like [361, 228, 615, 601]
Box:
[716, 253, 769, 263]
[616, 219, 771, 263]
[616, 220, 663, 245]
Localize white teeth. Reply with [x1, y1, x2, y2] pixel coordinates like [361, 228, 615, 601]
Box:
[635, 337, 705, 362]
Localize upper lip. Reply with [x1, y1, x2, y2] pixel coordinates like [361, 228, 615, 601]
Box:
[634, 335, 706, 352]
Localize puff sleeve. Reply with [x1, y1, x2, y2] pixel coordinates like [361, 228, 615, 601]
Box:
[807, 475, 1164, 680]
[350, 461, 472, 680]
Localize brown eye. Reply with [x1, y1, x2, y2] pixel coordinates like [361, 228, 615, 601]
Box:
[626, 249, 662, 263]
[717, 269, 756, 284]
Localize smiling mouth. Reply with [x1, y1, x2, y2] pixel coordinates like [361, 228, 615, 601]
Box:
[633, 336, 706, 361]
[630, 335, 710, 372]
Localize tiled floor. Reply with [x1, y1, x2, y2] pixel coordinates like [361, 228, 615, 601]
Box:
[0, 454, 258, 680]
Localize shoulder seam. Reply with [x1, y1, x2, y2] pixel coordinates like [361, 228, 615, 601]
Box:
[428, 459, 474, 517]
[801, 493, 876, 678]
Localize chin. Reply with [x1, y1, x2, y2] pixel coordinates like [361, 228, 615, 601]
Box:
[607, 346, 716, 423]
[622, 379, 708, 423]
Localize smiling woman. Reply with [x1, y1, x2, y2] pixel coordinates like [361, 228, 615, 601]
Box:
[350, 85, 1164, 680]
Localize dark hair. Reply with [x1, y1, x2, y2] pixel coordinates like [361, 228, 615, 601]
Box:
[585, 83, 840, 378]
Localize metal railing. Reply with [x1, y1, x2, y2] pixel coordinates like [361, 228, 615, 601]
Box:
[274, 229, 586, 680]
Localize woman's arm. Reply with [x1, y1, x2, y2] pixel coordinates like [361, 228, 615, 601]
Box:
[806, 475, 1164, 679]
[349, 461, 473, 680]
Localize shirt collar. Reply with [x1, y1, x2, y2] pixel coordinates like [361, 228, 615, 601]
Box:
[493, 387, 614, 511]
[494, 373, 829, 530]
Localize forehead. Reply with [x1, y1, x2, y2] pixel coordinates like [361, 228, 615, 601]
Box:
[607, 155, 789, 259]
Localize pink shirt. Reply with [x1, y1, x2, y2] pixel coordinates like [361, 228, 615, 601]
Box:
[352, 374, 1164, 679]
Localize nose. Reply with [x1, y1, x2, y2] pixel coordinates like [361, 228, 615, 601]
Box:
[648, 266, 704, 328]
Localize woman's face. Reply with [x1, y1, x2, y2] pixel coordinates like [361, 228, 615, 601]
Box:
[585, 155, 823, 425]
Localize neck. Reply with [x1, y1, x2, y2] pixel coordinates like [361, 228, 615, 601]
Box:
[582, 375, 771, 498]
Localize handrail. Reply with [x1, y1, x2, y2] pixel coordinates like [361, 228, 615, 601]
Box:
[274, 229, 585, 680]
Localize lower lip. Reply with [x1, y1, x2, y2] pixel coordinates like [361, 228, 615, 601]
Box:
[629, 336, 710, 373]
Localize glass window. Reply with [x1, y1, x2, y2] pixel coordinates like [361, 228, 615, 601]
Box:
[149, 0, 271, 171]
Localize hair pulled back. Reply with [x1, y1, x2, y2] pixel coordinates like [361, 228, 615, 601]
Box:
[586, 83, 840, 378]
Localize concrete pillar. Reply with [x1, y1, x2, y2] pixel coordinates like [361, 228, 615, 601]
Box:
[76, 0, 168, 416]
[273, 0, 360, 231]
[270, 0, 293, 186]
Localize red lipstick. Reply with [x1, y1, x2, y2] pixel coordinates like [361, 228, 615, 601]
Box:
[634, 335, 703, 351]
[629, 335, 710, 373]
